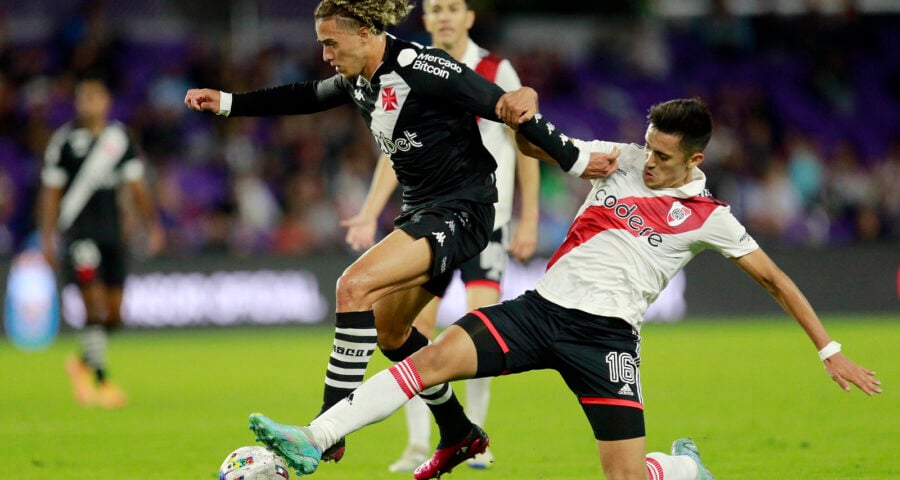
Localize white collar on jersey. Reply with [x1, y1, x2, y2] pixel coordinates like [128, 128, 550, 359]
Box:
[459, 39, 483, 70]
[663, 167, 709, 198]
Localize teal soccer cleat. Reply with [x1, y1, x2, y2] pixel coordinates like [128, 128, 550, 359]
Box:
[249, 413, 322, 476]
[671, 438, 714, 480]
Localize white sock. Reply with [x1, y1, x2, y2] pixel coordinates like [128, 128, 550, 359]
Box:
[311, 359, 423, 450]
[464, 377, 491, 427]
[404, 395, 432, 450]
[646, 452, 699, 480]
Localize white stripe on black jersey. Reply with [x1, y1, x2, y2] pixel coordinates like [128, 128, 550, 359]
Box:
[42, 121, 140, 242]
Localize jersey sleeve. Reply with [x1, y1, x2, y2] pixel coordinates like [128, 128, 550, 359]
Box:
[493, 59, 522, 92]
[700, 207, 760, 258]
[118, 132, 145, 182]
[399, 48, 588, 174]
[230, 75, 352, 116]
[41, 125, 70, 187]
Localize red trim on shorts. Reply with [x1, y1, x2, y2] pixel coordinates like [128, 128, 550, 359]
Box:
[464, 279, 501, 291]
[580, 397, 644, 410]
[471, 310, 509, 353]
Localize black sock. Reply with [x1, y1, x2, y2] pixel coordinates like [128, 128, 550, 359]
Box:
[422, 386, 473, 447]
[382, 326, 472, 447]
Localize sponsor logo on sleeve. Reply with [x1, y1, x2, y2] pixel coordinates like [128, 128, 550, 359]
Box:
[411, 51, 462, 79]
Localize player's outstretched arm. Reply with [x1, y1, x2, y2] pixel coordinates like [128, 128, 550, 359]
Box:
[509, 129, 540, 263]
[514, 133, 620, 180]
[732, 249, 882, 396]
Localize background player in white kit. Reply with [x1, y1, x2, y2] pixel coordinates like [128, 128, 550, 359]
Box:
[341, 0, 539, 471]
[249, 97, 881, 480]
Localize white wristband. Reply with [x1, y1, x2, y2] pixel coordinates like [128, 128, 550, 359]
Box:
[568, 139, 591, 177]
[217, 91, 232, 117]
[818, 341, 841, 361]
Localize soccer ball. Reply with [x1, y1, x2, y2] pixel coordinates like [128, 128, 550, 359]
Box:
[218, 445, 290, 480]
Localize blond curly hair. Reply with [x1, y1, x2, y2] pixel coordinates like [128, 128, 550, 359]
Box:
[315, 0, 414, 34]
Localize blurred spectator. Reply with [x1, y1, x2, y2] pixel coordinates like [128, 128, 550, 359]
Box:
[0, 165, 16, 254]
[874, 139, 900, 239]
[823, 140, 881, 242]
[742, 155, 806, 244]
[0, 3, 896, 258]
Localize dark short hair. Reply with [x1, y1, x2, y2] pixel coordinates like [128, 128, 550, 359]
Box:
[647, 98, 712, 154]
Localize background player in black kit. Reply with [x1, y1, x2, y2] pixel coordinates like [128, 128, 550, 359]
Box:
[39, 75, 165, 409]
[184, 0, 615, 470]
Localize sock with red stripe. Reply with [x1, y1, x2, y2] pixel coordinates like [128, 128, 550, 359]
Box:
[646, 452, 698, 479]
[310, 358, 424, 450]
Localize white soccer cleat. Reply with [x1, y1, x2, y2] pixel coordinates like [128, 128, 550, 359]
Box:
[388, 444, 430, 473]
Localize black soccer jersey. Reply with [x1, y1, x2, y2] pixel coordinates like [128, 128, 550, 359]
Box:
[41, 121, 143, 243]
[229, 35, 584, 211]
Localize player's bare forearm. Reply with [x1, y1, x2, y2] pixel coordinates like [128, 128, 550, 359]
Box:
[511, 136, 540, 262]
[340, 154, 398, 251]
[733, 249, 882, 395]
[37, 186, 61, 265]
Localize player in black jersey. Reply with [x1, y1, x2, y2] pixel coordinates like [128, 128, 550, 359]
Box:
[39, 75, 164, 409]
[185, 0, 615, 466]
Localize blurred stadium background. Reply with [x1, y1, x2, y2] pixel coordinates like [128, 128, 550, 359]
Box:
[0, 0, 898, 336]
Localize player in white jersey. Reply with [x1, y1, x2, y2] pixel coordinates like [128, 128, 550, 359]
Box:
[248, 98, 881, 480]
[340, 0, 539, 471]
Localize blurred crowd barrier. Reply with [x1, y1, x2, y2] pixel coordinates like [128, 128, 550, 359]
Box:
[2, 243, 896, 336]
[0, 1, 898, 262]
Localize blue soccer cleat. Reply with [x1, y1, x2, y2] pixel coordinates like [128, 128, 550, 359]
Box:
[671, 438, 714, 480]
[249, 413, 322, 476]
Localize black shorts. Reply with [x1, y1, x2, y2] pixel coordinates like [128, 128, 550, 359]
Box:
[62, 237, 127, 287]
[457, 224, 508, 289]
[456, 290, 645, 440]
[395, 200, 494, 297]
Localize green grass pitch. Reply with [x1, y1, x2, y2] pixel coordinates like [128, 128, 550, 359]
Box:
[2, 315, 897, 479]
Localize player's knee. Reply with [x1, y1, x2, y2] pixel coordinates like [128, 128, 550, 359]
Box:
[335, 271, 379, 309]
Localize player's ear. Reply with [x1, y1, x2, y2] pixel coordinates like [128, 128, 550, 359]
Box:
[687, 152, 704, 169]
[465, 10, 475, 30]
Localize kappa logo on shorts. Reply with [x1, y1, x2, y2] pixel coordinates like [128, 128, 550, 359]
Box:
[617, 384, 634, 396]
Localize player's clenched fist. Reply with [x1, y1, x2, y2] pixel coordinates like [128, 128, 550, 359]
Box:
[184, 88, 221, 113]
[496, 87, 539, 126]
[581, 147, 620, 179]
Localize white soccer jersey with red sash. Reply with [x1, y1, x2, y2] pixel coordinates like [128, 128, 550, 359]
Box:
[461, 39, 521, 230]
[535, 141, 759, 330]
